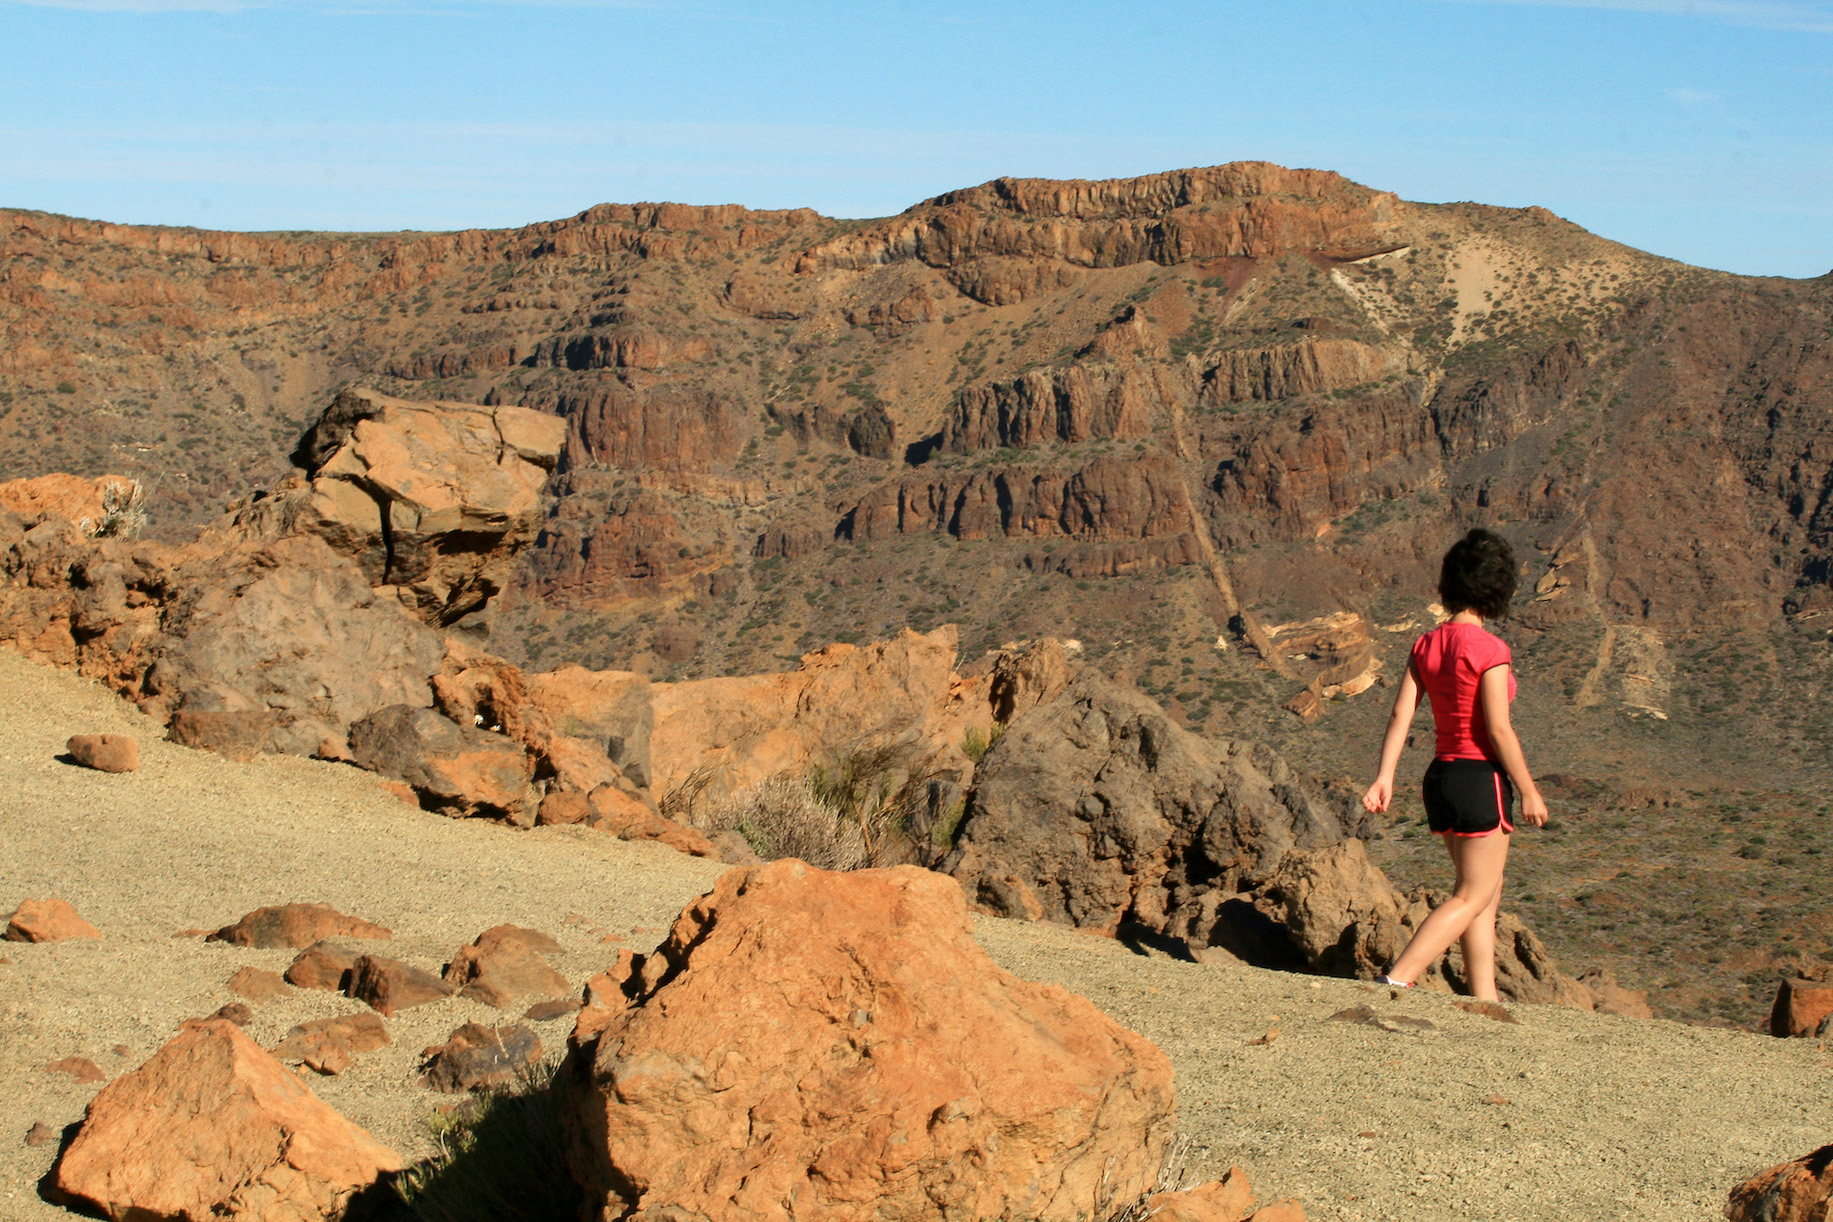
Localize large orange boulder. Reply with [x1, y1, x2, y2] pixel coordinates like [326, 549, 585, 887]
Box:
[49, 1018, 402, 1221]
[1726, 1145, 1833, 1222]
[1769, 974, 1833, 1037]
[562, 859, 1175, 1221]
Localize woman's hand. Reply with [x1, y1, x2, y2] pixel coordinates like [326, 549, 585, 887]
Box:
[1520, 787, 1549, 827]
[1362, 776, 1394, 813]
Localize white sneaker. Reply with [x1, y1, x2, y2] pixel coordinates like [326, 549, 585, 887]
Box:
[1376, 974, 1415, 988]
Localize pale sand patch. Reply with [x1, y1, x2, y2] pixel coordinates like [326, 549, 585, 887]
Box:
[0, 647, 1826, 1221]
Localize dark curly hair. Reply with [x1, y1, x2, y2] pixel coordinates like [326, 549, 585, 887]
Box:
[1438, 529, 1517, 620]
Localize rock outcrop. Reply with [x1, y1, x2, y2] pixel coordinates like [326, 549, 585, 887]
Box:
[944, 670, 1353, 935]
[944, 671, 1595, 1007]
[530, 626, 992, 802]
[1726, 1145, 1833, 1222]
[1769, 973, 1833, 1038]
[562, 859, 1176, 1222]
[271, 387, 564, 627]
[49, 1018, 401, 1221]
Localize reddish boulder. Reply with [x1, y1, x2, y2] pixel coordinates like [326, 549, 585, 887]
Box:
[586, 784, 713, 856]
[347, 703, 537, 822]
[563, 859, 1175, 1221]
[537, 789, 593, 826]
[443, 926, 569, 1009]
[208, 903, 391, 950]
[345, 954, 454, 1016]
[26, 1121, 58, 1146]
[421, 1022, 542, 1092]
[1726, 1145, 1833, 1222]
[271, 1013, 391, 1076]
[6, 897, 101, 942]
[65, 733, 138, 773]
[284, 941, 361, 992]
[226, 967, 292, 1003]
[49, 1019, 401, 1221]
[1770, 975, 1833, 1038]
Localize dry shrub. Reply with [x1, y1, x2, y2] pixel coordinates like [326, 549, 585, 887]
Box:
[689, 743, 942, 870]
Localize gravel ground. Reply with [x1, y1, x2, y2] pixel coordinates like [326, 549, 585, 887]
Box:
[1, 648, 1827, 1221]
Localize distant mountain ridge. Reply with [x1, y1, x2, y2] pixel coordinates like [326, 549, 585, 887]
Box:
[1, 163, 1828, 749]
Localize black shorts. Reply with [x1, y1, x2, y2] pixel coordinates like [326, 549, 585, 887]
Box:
[1422, 759, 1515, 837]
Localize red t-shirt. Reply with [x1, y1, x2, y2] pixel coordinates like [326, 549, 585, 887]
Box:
[1410, 622, 1516, 760]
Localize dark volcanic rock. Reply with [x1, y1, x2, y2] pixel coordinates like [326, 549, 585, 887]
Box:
[944, 671, 1592, 1007]
[345, 954, 455, 1016]
[347, 703, 536, 822]
[944, 670, 1355, 935]
[421, 1022, 541, 1092]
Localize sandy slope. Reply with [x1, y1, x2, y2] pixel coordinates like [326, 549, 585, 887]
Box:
[0, 648, 1826, 1222]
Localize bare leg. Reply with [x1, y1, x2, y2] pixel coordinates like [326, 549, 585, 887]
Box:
[1458, 858, 1506, 1002]
[1384, 832, 1510, 990]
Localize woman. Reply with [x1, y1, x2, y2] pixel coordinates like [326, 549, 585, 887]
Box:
[1361, 528, 1548, 1001]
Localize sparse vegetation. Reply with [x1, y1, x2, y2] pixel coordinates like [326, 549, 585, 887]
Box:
[390, 1057, 580, 1222]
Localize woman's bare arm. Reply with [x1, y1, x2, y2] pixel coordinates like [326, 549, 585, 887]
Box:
[1362, 669, 1421, 813]
[1478, 665, 1548, 826]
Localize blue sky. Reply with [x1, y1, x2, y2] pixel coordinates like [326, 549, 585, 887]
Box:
[2, 0, 1830, 276]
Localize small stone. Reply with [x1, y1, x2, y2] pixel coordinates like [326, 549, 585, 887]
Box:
[1455, 1000, 1519, 1024]
[1328, 1005, 1379, 1024]
[271, 1013, 391, 1075]
[1482, 1094, 1510, 1106]
[208, 903, 391, 950]
[65, 734, 138, 773]
[1357, 1131, 1378, 1139]
[111, 1045, 130, 1057]
[285, 940, 361, 991]
[6, 897, 101, 943]
[226, 966, 292, 1003]
[523, 997, 582, 1022]
[345, 954, 454, 1016]
[210, 1003, 254, 1026]
[1248, 1028, 1280, 1046]
[25, 1121, 57, 1147]
[421, 1023, 542, 1092]
[47, 1056, 105, 1084]
[171, 928, 212, 938]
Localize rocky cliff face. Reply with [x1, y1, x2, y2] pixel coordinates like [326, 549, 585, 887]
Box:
[2, 163, 1830, 796]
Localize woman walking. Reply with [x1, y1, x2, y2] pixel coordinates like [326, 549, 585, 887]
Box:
[1361, 528, 1548, 1001]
